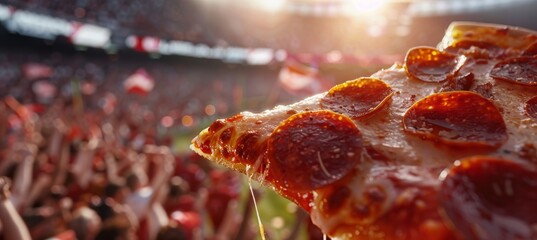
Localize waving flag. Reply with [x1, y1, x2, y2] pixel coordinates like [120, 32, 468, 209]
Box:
[123, 68, 155, 96]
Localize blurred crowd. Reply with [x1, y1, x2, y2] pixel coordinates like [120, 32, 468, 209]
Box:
[0, 40, 258, 240]
[0, 38, 330, 239]
[3, 0, 206, 43]
[3, 0, 445, 55]
[0, 54, 256, 239]
[0, 88, 251, 239]
[0, 44, 293, 131]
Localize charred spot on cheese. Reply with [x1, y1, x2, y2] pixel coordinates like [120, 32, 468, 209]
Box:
[440, 72, 475, 92]
[403, 91, 507, 148]
[474, 83, 495, 99]
[320, 77, 393, 119]
[440, 156, 537, 240]
[286, 109, 298, 115]
[524, 96, 537, 119]
[267, 110, 363, 191]
[490, 56, 537, 86]
[404, 47, 463, 83]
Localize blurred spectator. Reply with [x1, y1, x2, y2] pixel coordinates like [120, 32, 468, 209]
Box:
[0, 177, 32, 240]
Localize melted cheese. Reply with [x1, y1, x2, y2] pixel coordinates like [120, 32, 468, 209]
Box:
[249, 180, 266, 240]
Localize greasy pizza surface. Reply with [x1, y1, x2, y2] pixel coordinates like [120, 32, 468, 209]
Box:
[191, 22, 537, 240]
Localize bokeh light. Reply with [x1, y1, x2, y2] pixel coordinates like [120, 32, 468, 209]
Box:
[204, 104, 216, 116]
[271, 216, 285, 229]
[181, 115, 194, 127]
[161, 116, 174, 127]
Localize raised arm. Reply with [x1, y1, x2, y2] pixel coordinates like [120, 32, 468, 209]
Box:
[10, 142, 37, 210]
[71, 139, 97, 188]
[0, 177, 31, 240]
[148, 146, 175, 193]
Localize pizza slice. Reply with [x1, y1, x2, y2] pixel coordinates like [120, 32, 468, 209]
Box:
[191, 22, 537, 240]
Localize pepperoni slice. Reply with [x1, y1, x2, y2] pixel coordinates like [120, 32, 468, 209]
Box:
[440, 156, 537, 240]
[320, 77, 393, 119]
[235, 130, 266, 165]
[490, 56, 537, 86]
[403, 91, 507, 148]
[525, 95, 537, 119]
[267, 110, 363, 191]
[404, 47, 462, 83]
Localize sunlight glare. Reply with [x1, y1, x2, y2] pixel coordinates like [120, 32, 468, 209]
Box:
[349, 0, 387, 14]
[256, 0, 287, 12]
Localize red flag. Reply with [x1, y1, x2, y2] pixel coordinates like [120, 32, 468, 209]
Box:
[21, 63, 53, 80]
[278, 61, 325, 95]
[123, 69, 155, 96]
